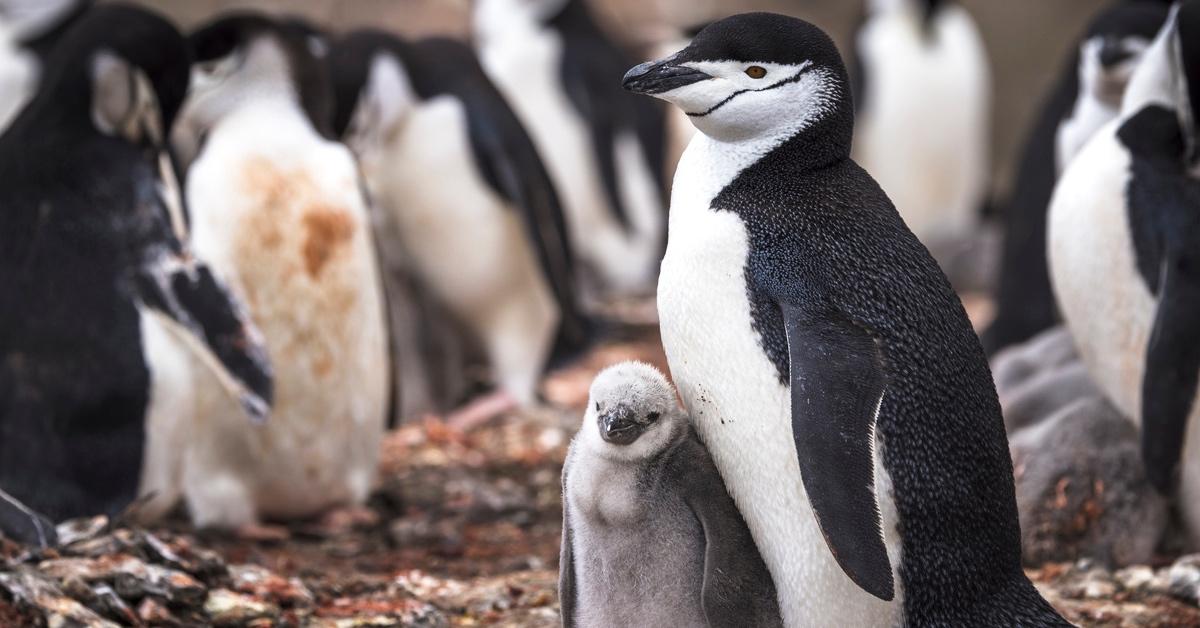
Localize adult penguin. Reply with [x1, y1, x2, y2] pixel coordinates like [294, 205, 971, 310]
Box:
[328, 31, 590, 407]
[0, 0, 91, 132]
[0, 4, 272, 530]
[852, 0, 990, 248]
[985, 1, 1169, 354]
[168, 12, 389, 530]
[624, 13, 1067, 626]
[1049, 0, 1200, 546]
[473, 0, 667, 297]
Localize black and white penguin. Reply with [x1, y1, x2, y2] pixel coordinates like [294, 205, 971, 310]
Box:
[0, 4, 272, 528]
[985, 1, 1169, 354]
[166, 12, 389, 529]
[560, 362, 781, 628]
[473, 0, 667, 297]
[1049, 1, 1200, 546]
[852, 0, 990, 246]
[625, 13, 1067, 625]
[327, 31, 589, 407]
[0, 0, 91, 131]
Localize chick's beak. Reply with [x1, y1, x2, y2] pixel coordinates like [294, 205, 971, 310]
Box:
[623, 56, 711, 95]
[599, 404, 642, 445]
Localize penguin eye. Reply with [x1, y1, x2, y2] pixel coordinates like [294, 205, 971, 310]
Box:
[595, 401, 601, 412]
[647, 412, 661, 421]
[745, 66, 767, 79]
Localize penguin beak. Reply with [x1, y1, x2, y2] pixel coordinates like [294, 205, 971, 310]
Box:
[599, 404, 643, 445]
[623, 56, 711, 95]
[1098, 39, 1134, 69]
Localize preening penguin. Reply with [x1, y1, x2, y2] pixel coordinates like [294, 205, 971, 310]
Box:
[852, 0, 991, 246]
[625, 13, 1067, 626]
[0, 0, 91, 132]
[1049, 1, 1200, 545]
[560, 362, 781, 628]
[169, 12, 388, 529]
[328, 31, 589, 407]
[473, 0, 667, 297]
[986, 1, 1168, 354]
[0, 4, 272, 528]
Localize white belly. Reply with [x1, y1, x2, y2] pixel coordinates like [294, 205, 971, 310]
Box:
[853, 7, 990, 244]
[1049, 122, 1200, 544]
[658, 195, 903, 627]
[173, 108, 389, 525]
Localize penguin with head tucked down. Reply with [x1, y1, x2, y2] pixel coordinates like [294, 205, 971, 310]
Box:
[167, 12, 389, 530]
[985, 1, 1169, 355]
[473, 0, 667, 297]
[0, 4, 273, 533]
[1049, 0, 1200, 547]
[328, 31, 589, 407]
[625, 13, 1068, 626]
[0, 0, 91, 132]
[852, 0, 990, 247]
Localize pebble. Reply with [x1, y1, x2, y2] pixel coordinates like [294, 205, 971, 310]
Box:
[204, 588, 280, 626]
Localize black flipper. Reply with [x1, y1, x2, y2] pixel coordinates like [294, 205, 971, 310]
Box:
[0, 487, 57, 548]
[1142, 255, 1200, 493]
[673, 439, 782, 628]
[558, 461, 577, 628]
[781, 302, 894, 601]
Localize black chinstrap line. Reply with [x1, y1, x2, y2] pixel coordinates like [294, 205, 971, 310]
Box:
[685, 65, 814, 118]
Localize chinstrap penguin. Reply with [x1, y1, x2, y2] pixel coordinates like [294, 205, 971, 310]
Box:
[560, 362, 781, 628]
[852, 0, 991, 247]
[328, 31, 590, 407]
[985, 1, 1169, 354]
[0, 4, 273, 529]
[167, 12, 389, 529]
[473, 0, 667, 297]
[0, 0, 91, 132]
[625, 13, 1068, 626]
[1049, 0, 1200, 546]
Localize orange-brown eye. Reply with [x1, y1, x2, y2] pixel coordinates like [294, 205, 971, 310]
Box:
[745, 66, 767, 79]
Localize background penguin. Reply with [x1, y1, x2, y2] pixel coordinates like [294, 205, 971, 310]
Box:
[985, 1, 1169, 355]
[852, 0, 991, 249]
[473, 0, 667, 298]
[560, 362, 781, 628]
[167, 12, 389, 530]
[328, 31, 590, 408]
[0, 0, 91, 132]
[624, 13, 1067, 625]
[1049, 1, 1200, 546]
[0, 4, 272, 528]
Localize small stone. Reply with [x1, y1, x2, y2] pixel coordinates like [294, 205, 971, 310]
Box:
[204, 589, 280, 626]
[1114, 565, 1161, 593]
[229, 563, 314, 607]
[1168, 554, 1200, 605]
[54, 517, 108, 548]
[136, 597, 174, 624]
[0, 567, 119, 628]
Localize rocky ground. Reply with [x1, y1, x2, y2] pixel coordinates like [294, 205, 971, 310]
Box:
[3, 311, 1200, 627]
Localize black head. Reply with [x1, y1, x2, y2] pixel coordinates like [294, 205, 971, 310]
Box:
[585, 363, 681, 457]
[1072, 3, 1169, 104]
[327, 29, 416, 141]
[624, 13, 849, 144]
[2, 0, 93, 57]
[185, 11, 334, 137]
[17, 3, 189, 143]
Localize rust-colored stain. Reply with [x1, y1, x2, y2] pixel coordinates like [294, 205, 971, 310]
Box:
[301, 206, 355, 278]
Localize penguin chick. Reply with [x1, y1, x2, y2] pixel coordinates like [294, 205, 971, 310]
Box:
[560, 362, 781, 628]
[1011, 396, 1167, 568]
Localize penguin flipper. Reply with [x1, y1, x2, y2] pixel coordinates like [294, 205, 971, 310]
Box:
[780, 302, 894, 602]
[0, 487, 57, 549]
[1141, 254, 1200, 493]
[558, 462, 578, 628]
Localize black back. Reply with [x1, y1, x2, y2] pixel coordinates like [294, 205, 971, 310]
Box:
[189, 11, 335, 138]
[0, 4, 192, 521]
[329, 31, 591, 366]
[687, 13, 1066, 624]
[984, 1, 1169, 354]
[544, 0, 667, 231]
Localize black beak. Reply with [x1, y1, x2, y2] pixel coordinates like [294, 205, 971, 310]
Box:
[623, 57, 711, 95]
[599, 405, 643, 445]
[1098, 40, 1134, 69]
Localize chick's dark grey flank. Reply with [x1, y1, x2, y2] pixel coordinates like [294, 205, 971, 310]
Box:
[0, 4, 272, 530]
[559, 363, 781, 628]
[625, 13, 1067, 626]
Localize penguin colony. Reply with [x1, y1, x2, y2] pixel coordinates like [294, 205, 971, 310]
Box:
[1, 0, 1198, 626]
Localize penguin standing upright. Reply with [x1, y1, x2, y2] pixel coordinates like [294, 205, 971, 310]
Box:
[168, 12, 389, 529]
[1049, 1, 1200, 545]
[852, 0, 990, 246]
[985, 1, 1169, 354]
[328, 31, 589, 407]
[0, 0, 91, 132]
[473, 0, 667, 297]
[625, 13, 1067, 626]
[0, 4, 272, 528]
